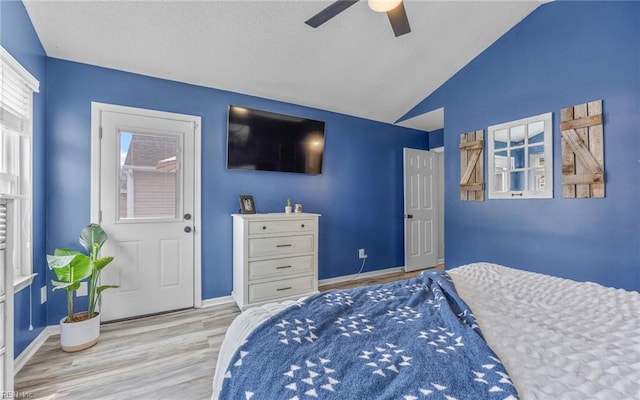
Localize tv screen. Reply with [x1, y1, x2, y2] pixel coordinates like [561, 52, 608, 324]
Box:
[227, 105, 325, 175]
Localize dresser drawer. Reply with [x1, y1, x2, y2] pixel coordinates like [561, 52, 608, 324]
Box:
[248, 275, 315, 304]
[249, 219, 315, 235]
[233, 213, 320, 310]
[249, 255, 313, 280]
[248, 235, 314, 258]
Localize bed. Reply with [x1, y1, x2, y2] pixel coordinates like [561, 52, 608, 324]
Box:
[212, 262, 640, 399]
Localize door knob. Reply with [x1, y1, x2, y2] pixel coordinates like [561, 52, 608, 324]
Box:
[184, 213, 192, 220]
[184, 226, 192, 233]
[405, 214, 413, 219]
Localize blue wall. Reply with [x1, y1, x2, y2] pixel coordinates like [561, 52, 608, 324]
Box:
[428, 129, 444, 149]
[400, 1, 639, 291]
[45, 58, 428, 323]
[0, 0, 49, 356]
[12, 0, 636, 360]
[4, 0, 427, 350]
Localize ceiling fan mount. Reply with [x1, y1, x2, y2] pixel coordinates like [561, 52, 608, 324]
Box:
[305, 0, 411, 37]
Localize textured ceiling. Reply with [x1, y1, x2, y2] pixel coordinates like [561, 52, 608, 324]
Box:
[23, 0, 544, 130]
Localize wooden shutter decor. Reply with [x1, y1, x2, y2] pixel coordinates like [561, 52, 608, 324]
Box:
[459, 130, 484, 201]
[560, 100, 605, 198]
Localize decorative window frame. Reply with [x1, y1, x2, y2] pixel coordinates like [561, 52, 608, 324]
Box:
[487, 112, 553, 199]
[1, 46, 40, 291]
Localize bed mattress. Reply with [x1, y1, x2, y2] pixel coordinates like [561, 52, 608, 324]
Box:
[212, 262, 640, 399]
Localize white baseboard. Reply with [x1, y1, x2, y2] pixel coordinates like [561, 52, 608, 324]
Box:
[201, 295, 235, 308]
[318, 266, 405, 287]
[15, 325, 58, 374]
[201, 267, 407, 307]
[438, 258, 445, 265]
[16, 295, 235, 372]
[15, 266, 416, 371]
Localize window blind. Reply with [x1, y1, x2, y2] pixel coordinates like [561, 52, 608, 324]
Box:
[0, 47, 38, 282]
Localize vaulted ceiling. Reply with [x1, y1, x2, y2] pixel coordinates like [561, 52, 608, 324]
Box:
[24, 0, 545, 130]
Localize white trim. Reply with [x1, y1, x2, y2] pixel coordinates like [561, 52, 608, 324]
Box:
[193, 119, 202, 308]
[90, 102, 203, 310]
[13, 272, 36, 293]
[0, 46, 40, 92]
[14, 264, 424, 372]
[90, 104, 101, 224]
[438, 258, 445, 265]
[14, 325, 58, 374]
[318, 266, 405, 287]
[1, 47, 39, 303]
[431, 146, 444, 153]
[0, 194, 26, 200]
[201, 295, 235, 309]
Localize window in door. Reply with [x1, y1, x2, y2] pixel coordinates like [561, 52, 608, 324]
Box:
[118, 131, 181, 222]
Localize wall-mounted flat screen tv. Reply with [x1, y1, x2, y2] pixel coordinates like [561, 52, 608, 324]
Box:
[227, 105, 325, 175]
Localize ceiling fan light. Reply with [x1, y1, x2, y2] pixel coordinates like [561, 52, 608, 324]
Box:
[368, 0, 402, 13]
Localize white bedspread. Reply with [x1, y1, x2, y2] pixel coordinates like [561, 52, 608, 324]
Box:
[212, 262, 640, 399]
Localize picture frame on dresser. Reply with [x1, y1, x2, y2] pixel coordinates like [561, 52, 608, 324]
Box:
[238, 195, 256, 214]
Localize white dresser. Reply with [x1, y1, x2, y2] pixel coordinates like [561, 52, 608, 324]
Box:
[232, 213, 320, 310]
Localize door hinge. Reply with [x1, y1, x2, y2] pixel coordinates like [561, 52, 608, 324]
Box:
[99, 210, 102, 222]
[99, 127, 103, 139]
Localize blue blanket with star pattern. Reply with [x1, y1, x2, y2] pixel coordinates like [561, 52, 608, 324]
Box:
[219, 270, 519, 400]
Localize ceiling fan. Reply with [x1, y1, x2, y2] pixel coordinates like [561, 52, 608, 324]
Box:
[305, 0, 411, 37]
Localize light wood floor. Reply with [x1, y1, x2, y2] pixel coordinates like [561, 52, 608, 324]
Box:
[15, 266, 441, 399]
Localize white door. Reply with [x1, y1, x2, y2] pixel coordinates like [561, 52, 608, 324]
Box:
[96, 106, 199, 321]
[403, 148, 438, 272]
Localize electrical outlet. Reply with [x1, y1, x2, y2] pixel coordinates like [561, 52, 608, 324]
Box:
[40, 286, 47, 304]
[358, 248, 367, 259]
[77, 281, 88, 297]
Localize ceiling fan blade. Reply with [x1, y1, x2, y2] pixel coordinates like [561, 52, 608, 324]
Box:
[387, 1, 411, 37]
[305, 0, 359, 28]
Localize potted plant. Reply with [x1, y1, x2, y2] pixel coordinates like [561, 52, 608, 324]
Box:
[47, 223, 118, 352]
[285, 198, 293, 214]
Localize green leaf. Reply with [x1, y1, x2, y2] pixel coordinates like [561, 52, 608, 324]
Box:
[96, 285, 119, 296]
[93, 256, 114, 272]
[51, 280, 80, 291]
[53, 248, 81, 257]
[79, 223, 108, 254]
[47, 254, 78, 270]
[49, 254, 92, 283]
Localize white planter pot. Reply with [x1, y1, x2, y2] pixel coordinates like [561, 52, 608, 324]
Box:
[60, 312, 100, 352]
[285, 206, 292, 214]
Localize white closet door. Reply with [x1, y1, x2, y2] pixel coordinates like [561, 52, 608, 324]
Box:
[403, 148, 438, 272]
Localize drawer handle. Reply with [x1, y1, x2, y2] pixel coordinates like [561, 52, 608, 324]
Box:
[276, 265, 293, 269]
[301, 224, 305, 228]
[262, 226, 267, 230]
[276, 287, 292, 291]
[276, 244, 292, 248]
